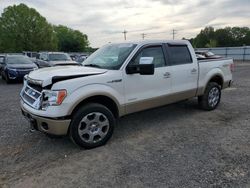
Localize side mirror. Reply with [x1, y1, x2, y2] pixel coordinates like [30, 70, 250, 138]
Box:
[126, 57, 154, 75]
[126, 64, 154, 75]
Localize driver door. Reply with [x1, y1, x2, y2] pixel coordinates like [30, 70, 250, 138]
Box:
[123, 44, 172, 114]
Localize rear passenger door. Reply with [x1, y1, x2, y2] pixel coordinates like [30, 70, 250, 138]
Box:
[165, 43, 198, 98]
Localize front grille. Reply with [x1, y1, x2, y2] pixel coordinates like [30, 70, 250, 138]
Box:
[20, 80, 42, 109]
[27, 82, 43, 92]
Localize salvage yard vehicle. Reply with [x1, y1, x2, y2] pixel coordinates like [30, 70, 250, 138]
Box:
[195, 50, 222, 60]
[35, 52, 79, 68]
[0, 55, 38, 83]
[20, 40, 233, 149]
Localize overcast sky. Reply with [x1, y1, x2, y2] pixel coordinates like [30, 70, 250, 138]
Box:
[0, 0, 250, 47]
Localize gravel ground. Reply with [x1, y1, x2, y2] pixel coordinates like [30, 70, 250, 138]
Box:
[0, 63, 250, 188]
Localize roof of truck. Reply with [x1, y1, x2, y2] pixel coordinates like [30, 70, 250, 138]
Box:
[110, 40, 190, 45]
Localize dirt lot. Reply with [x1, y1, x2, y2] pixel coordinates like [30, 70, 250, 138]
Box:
[0, 63, 250, 188]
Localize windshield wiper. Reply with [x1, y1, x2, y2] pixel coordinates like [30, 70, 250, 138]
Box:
[84, 64, 101, 68]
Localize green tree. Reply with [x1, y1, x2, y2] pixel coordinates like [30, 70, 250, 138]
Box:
[193, 27, 215, 48]
[214, 27, 233, 47]
[54, 25, 89, 52]
[205, 39, 217, 48]
[230, 27, 250, 46]
[0, 3, 57, 52]
[192, 26, 250, 48]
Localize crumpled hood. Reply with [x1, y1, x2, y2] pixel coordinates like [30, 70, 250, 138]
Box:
[28, 66, 107, 87]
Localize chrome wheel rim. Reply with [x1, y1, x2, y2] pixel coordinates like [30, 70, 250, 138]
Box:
[208, 87, 220, 107]
[78, 112, 110, 143]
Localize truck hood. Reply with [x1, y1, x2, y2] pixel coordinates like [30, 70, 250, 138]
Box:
[49, 60, 79, 66]
[28, 66, 107, 87]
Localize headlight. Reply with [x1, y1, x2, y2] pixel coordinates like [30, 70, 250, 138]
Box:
[41, 90, 67, 110]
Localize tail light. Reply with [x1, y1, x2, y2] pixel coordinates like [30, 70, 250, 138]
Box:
[230, 63, 234, 72]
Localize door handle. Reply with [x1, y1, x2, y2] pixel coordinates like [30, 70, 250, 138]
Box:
[163, 72, 171, 78]
[191, 68, 197, 74]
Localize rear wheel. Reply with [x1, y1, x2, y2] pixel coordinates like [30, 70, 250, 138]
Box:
[198, 82, 221, 110]
[69, 103, 115, 149]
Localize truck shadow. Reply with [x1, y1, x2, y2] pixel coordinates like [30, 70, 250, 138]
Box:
[112, 99, 203, 141]
[41, 99, 202, 148]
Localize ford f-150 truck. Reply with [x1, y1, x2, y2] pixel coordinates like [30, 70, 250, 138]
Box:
[20, 40, 233, 149]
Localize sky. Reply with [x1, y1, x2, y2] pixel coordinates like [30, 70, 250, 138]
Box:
[0, 0, 250, 47]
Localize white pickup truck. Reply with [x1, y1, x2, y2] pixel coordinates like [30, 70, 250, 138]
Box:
[20, 40, 233, 148]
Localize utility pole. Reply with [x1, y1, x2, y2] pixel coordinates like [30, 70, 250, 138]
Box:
[122, 30, 128, 40]
[141, 33, 147, 40]
[172, 29, 177, 40]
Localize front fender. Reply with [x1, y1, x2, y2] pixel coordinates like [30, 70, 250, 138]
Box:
[63, 83, 125, 116]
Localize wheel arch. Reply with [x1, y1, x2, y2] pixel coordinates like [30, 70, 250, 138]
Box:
[70, 95, 121, 119]
[207, 74, 224, 88]
[198, 71, 224, 96]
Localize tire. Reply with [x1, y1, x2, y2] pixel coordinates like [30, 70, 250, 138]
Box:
[198, 82, 221, 111]
[69, 103, 115, 149]
[5, 72, 11, 84]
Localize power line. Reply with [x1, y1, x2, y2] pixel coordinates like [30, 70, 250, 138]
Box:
[141, 33, 147, 40]
[122, 30, 128, 40]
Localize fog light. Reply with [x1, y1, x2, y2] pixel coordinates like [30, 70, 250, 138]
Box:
[41, 122, 49, 130]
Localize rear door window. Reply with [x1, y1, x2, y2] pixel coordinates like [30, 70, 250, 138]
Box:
[167, 44, 192, 65]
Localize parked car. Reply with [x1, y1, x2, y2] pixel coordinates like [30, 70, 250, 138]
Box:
[69, 54, 78, 61]
[0, 55, 38, 83]
[76, 55, 88, 63]
[20, 40, 233, 149]
[35, 52, 79, 68]
[23, 51, 38, 59]
[195, 51, 222, 59]
[0, 55, 5, 70]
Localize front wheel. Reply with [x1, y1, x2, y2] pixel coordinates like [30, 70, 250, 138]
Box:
[69, 103, 115, 149]
[198, 82, 221, 110]
[4, 72, 11, 84]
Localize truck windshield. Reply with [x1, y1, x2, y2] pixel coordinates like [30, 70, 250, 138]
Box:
[7, 56, 33, 64]
[83, 43, 137, 70]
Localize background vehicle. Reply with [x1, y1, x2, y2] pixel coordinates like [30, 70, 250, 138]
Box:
[35, 52, 79, 68]
[76, 55, 88, 63]
[20, 40, 233, 149]
[0, 55, 38, 83]
[196, 53, 206, 60]
[195, 50, 222, 59]
[0, 55, 5, 72]
[23, 51, 38, 59]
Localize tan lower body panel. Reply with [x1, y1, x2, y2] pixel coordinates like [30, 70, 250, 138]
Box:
[124, 89, 196, 115]
[21, 106, 71, 135]
[197, 80, 232, 96]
